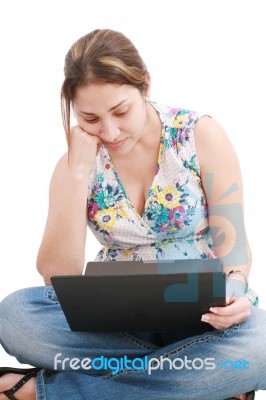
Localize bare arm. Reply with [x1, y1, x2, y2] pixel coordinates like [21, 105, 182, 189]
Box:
[36, 126, 101, 285]
[194, 116, 252, 278]
[36, 153, 89, 284]
[195, 117, 252, 329]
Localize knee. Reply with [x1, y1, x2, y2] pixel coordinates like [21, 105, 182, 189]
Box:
[1, 286, 45, 318]
[247, 307, 266, 380]
[250, 306, 266, 334]
[246, 306, 266, 345]
[256, 307, 266, 343]
[0, 286, 48, 346]
[1, 288, 27, 324]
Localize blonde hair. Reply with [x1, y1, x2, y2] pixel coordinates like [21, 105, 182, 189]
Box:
[61, 29, 149, 146]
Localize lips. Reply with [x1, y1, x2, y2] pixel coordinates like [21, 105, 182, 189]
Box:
[103, 139, 127, 149]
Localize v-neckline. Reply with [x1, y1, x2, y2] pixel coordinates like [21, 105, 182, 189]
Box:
[102, 106, 165, 219]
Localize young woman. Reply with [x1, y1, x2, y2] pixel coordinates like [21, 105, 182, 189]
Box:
[0, 28, 264, 400]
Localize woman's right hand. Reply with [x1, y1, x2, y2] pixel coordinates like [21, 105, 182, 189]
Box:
[68, 126, 102, 176]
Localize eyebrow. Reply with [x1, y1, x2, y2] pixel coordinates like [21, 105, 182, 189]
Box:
[78, 99, 129, 116]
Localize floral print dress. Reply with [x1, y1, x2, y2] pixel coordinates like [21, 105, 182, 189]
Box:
[86, 101, 258, 306]
[87, 101, 215, 262]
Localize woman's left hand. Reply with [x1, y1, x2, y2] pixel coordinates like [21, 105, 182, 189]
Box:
[201, 296, 251, 330]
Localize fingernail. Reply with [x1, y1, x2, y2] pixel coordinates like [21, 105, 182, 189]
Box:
[210, 307, 217, 313]
[201, 315, 210, 322]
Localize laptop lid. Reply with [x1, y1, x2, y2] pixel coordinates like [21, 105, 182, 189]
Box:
[84, 258, 223, 276]
[51, 259, 225, 333]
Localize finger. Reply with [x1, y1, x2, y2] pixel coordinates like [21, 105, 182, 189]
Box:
[201, 313, 236, 328]
[70, 126, 102, 146]
[70, 125, 86, 134]
[201, 314, 235, 329]
[71, 125, 98, 139]
[201, 308, 251, 329]
[209, 297, 250, 316]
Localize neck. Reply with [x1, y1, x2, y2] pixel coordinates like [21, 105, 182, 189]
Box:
[140, 102, 162, 146]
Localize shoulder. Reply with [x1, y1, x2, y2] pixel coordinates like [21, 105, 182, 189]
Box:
[194, 116, 239, 172]
[194, 116, 229, 144]
[150, 101, 198, 129]
[194, 116, 243, 206]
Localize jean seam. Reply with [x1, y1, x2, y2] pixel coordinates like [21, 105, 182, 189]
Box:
[36, 370, 46, 400]
[105, 326, 240, 381]
[45, 286, 59, 304]
[120, 332, 160, 350]
[105, 333, 216, 381]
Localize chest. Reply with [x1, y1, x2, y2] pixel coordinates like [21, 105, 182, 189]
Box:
[88, 132, 206, 247]
[113, 154, 159, 216]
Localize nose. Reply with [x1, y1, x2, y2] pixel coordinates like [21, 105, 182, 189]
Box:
[100, 120, 121, 143]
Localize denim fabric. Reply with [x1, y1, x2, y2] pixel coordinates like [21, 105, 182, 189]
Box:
[0, 286, 266, 400]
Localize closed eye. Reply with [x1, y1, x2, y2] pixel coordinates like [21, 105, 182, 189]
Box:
[114, 108, 130, 117]
[115, 111, 127, 117]
[84, 118, 99, 124]
[83, 108, 129, 123]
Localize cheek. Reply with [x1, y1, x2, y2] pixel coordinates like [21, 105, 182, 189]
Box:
[77, 119, 100, 136]
[124, 112, 146, 134]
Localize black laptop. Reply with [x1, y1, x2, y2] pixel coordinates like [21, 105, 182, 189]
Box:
[51, 259, 225, 333]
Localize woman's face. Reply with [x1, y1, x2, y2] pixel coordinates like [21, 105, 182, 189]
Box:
[73, 82, 150, 156]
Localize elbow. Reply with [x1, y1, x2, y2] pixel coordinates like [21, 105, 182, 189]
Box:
[36, 250, 84, 286]
[36, 254, 53, 285]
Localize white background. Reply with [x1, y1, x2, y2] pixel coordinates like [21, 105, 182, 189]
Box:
[0, 0, 265, 396]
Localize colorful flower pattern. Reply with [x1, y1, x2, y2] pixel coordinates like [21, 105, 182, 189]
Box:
[85, 101, 258, 306]
[86, 102, 217, 262]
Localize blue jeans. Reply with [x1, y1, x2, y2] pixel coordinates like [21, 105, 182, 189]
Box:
[0, 286, 265, 400]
